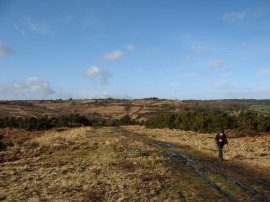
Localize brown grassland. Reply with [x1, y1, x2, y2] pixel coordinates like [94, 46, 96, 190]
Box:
[0, 99, 179, 120]
[0, 126, 269, 201]
[0, 98, 261, 120]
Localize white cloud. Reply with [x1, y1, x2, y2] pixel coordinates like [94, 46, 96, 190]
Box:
[0, 41, 12, 59]
[126, 44, 135, 52]
[101, 50, 124, 61]
[13, 77, 55, 97]
[256, 68, 270, 76]
[0, 77, 56, 100]
[210, 59, 224, 68]
[222, 11, 248, 23]
[84, 66, 102, 76]
[100, 44, 135, 61]
[84, 66, 112, 84]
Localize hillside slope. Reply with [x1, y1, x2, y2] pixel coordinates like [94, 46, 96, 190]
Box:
[1, 99, 270, 121]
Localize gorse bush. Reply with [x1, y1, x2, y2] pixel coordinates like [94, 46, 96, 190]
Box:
[145, 111, 234, 132]
[236, 111, 270, 132]
[0, 114, 92, 131]
[0, 132, 7, 151]
[0, 114, 137, 131]
[1, 111, 269, 133]
[145, 111, 270, 133]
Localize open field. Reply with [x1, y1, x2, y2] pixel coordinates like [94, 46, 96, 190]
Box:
[1, 126, 269, 201]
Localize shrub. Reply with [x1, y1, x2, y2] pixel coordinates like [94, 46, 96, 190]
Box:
[145, 111, 270, 133]
[0, 114, 92, 131]
[0, 114, 137, 130]
[0, 132, 7, 151]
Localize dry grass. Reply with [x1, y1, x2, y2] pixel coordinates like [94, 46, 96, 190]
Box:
[0, 127, 227, 201]
[123, 126, 270, 198]
[123, 126, 270, 169]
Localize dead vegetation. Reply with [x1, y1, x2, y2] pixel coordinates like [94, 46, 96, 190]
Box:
[123, 126, 270, 199]
[0, 125, 269, 201]
[0, 127, 227, 201]
[123, 126, 270, 169]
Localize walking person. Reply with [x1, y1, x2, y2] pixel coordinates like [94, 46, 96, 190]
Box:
[215, 130, 228, 161]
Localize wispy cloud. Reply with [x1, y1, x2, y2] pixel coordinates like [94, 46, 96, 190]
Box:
[225, 86, 270, 99]
[100, 44, 136, 61]
[210, 59, 224, 68]
[0, 41, 13, 59]
[191, 45, 213, 53]
[101, 50, 124, 61]
[55, 88, 73, 99]
[14, 13, 104, 37]
[177, 71, 211, 78]
[80, 15, 103, 30]
[183, 44, 213, 62]
[92, 91, 131, 99]
[59, 13, 106, 35]
[222, 11, 248, 23]
[169, 81, 180, 88]
[26, 19, 53, 35]
[214, 80, 232, 90]
[0, 77, 57, 99]
[211, 79, 270, 99]
[14, 23, 26, 35]
[256, 68, 270, 76]
[14, 17, 53, 35]
[126, 44, 135, 52]
[0, 85, 6, 94]
[84, 66, 112, 84]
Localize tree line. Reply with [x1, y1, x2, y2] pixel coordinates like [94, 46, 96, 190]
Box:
[145, 111, 270, 133]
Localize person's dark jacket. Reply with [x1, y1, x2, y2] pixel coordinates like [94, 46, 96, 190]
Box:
[215, 133, 228, 146]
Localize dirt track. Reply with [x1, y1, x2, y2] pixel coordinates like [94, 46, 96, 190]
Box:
[115, 127, 270, 202]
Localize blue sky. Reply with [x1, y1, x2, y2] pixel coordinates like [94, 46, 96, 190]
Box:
[0, 0, 270, 100]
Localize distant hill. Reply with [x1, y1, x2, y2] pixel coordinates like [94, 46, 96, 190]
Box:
[0, 99, 270, 120]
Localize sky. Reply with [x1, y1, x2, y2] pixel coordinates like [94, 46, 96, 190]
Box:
[0, 0, 270, 100]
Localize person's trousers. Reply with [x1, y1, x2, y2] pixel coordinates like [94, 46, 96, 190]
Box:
[217, 144, 224, 160]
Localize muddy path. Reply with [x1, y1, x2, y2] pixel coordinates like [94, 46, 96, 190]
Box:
[114, 127, 269, 202]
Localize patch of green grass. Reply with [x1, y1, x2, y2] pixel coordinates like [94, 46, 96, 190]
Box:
[204, 170, 258, 202]
[248, 104, 270, 114]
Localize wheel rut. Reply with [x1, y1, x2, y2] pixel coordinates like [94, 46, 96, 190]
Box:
[114, 127, 267, 202]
